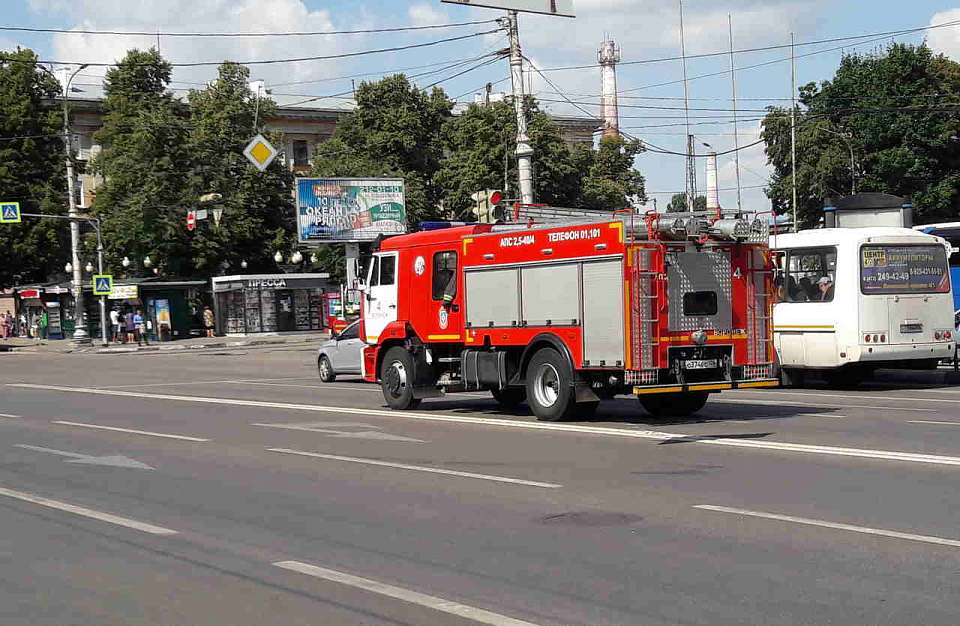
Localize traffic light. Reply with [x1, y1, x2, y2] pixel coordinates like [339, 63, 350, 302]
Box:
[470, 189, 504, 223]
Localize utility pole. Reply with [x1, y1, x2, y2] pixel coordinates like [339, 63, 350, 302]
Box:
[728, 15, 743, 213]
[62, 63, 90, 344]
[679, 1, 696, 211]
[790, 33, 799, 233]
[506, 11, 534, 205]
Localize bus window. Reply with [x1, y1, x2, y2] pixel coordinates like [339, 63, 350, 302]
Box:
[785, 247, 837, 303]
[860, 244, 949, 295]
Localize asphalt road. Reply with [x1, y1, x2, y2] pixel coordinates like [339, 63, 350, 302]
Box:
[2, 343, 960, 625]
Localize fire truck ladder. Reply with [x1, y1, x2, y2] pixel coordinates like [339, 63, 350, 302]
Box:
[627, 245, 664, 385]
[744, 248, 775, 378]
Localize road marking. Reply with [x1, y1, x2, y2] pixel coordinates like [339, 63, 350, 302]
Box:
[254, 422, 426, 443]
[237, 381, 485, 398]
[709, 397, 934, 412]
[12, 384, 960, 468]
[15, 444, 155, 469]
[0, 413, 20, 418]
[100, 377, 318, 389]
[735, 389, 960, 405]
[273, 560, 539, 626]
[266, 448, 561, 489]
[0, 485, 176, 535]
[695, 505, 960, 549]
[52, 420, 210, 442]
[908, 420, 960, 426]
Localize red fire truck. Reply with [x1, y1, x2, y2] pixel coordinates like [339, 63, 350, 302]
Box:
[360, 210, 778, 421]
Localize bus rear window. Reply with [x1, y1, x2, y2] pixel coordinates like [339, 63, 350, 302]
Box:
[860, 245, 949, 295]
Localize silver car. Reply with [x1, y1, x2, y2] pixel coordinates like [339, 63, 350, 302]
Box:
[317, 320, 364, 382]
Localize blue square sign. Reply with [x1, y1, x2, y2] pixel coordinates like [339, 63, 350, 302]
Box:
[0, 202, 21, 223]
[92, 274, 113, 296]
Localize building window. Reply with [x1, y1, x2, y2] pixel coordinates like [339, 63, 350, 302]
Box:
[293, 140, 310, 167]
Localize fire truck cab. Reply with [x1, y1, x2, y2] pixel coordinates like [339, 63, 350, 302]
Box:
[361, 212, 778, 421]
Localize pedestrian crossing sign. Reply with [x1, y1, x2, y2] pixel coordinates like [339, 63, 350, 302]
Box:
[93, 274, 113, 296]
[0, 201, 21, 223]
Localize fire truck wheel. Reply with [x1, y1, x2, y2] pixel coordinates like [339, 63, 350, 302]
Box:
[380, 346, 422, 410]
[491, 387, 526, 410]
[318, 356, 336, 383]
[526, 348, 576, 422]
[638, 392, 709, 418]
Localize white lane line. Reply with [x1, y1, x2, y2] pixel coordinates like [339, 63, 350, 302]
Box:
[0, 413, 20, 418]
[235, 381, 486, 398]
[709, 397, 934, 412]
[734, 389, 960, 405]
[695, 504, 960, 549]
[908, 420, 960, 426]
[52, 420, 210, 442]
[0, 486, 177, 535]
[267, 448, 561, 488]
[12, 384, 960, 468]
[274, 560, 539, 626]
[99, 377, 319, 389]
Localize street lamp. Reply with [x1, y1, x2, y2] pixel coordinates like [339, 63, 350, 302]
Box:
[291, 250, 303, 264]
[65, 262, 73, 273]
[143, 255, 152, 268]
[274, 251, 283, 264]
[240, 260, 248, 269]
[84, 262, 93, 273]
[121, 256, 131, 268]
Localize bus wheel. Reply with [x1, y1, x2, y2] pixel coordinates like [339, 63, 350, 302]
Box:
[639, 392, 709, 418]
[491, 387, 526, 411]
[380, 346, 421, 410]
[526, 347, 576, 422]
[780, 367, 806, 388]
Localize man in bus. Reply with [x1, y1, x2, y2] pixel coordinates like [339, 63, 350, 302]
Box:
[816, 276, 834, 301]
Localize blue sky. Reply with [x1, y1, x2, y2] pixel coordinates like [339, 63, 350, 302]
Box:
[5, 0, 960, 210]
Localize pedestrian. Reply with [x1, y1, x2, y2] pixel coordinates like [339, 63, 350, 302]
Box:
[39, 308, 49, 343]
[109, 308, 121, 343]
[19, 312, 27, 337]
[125, 309, 136, 343]
[203, 306, 215, 338]
[133, 309, 147, 346]
[0, 311, 10, 339]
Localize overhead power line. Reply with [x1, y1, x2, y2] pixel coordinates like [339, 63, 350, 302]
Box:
[31, 28, 502, 68]
[0, 19, 499, 38]
[529, 18, 960, 73]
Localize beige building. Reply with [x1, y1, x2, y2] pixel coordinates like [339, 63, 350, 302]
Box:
[63, 98, 599, 207]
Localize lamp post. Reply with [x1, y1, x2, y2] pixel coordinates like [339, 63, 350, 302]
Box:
[52, 63, 91, 343]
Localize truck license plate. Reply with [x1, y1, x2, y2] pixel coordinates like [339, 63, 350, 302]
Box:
[684, 359, 718, 370]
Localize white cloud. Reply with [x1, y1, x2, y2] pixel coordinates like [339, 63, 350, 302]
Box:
[29, 0, 350, 95]
[927, 8, 960, 60]
[408, 3, 448, 27]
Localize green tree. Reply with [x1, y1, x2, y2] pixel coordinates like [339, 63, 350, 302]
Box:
[579, 135, 646, 210]
[91, 48, 192, 274]
[311, 74, 453, 226]
[186, 62, 293, 274]
[665, 193, 706, 212]
[0, 48, 67, 288]
[762, 43, 960, 226]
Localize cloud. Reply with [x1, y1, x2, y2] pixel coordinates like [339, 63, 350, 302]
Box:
[408, 3, 448, 27]
[927, 8, 960, 60]
[28, 0, 350, 94]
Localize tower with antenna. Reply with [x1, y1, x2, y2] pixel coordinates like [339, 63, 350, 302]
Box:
[598, 38, 621, 139]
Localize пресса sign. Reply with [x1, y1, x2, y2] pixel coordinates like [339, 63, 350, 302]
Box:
[296, 178, 407, 243]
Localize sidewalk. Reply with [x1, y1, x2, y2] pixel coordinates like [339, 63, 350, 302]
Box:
[0, 332, 330, 354]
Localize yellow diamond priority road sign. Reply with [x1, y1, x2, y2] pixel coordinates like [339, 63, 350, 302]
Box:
[243, 134, 278, 172]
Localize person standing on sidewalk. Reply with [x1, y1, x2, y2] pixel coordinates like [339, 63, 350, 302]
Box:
[109, 308, 121, 343]
[38, 308, 49, 343]
[133, 309, 147, 346]
[203, 306, 216, 338]
[125, 309, 136, 343]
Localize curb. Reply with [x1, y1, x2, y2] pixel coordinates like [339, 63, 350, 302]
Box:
[91, 335, 326, 355]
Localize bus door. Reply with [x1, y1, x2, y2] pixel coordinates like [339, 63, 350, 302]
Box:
[775, 246, 838, 367]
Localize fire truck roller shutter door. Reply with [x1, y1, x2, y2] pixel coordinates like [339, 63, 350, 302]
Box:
[465, 268, 521, 328]
[582, 259, 625, 367]
[521, 263, 580, 326]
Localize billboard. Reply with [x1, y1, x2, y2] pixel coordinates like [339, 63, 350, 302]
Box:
[441, 0, 575, 17]
[296, 178, 407, 243]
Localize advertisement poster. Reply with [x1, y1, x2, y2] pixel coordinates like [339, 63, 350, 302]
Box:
[296, 178, 406, 243]
[860, 245, 950, 294]
[155, 299, 172, 332]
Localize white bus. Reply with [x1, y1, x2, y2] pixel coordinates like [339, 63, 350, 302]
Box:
[771, 227, 955, 386]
